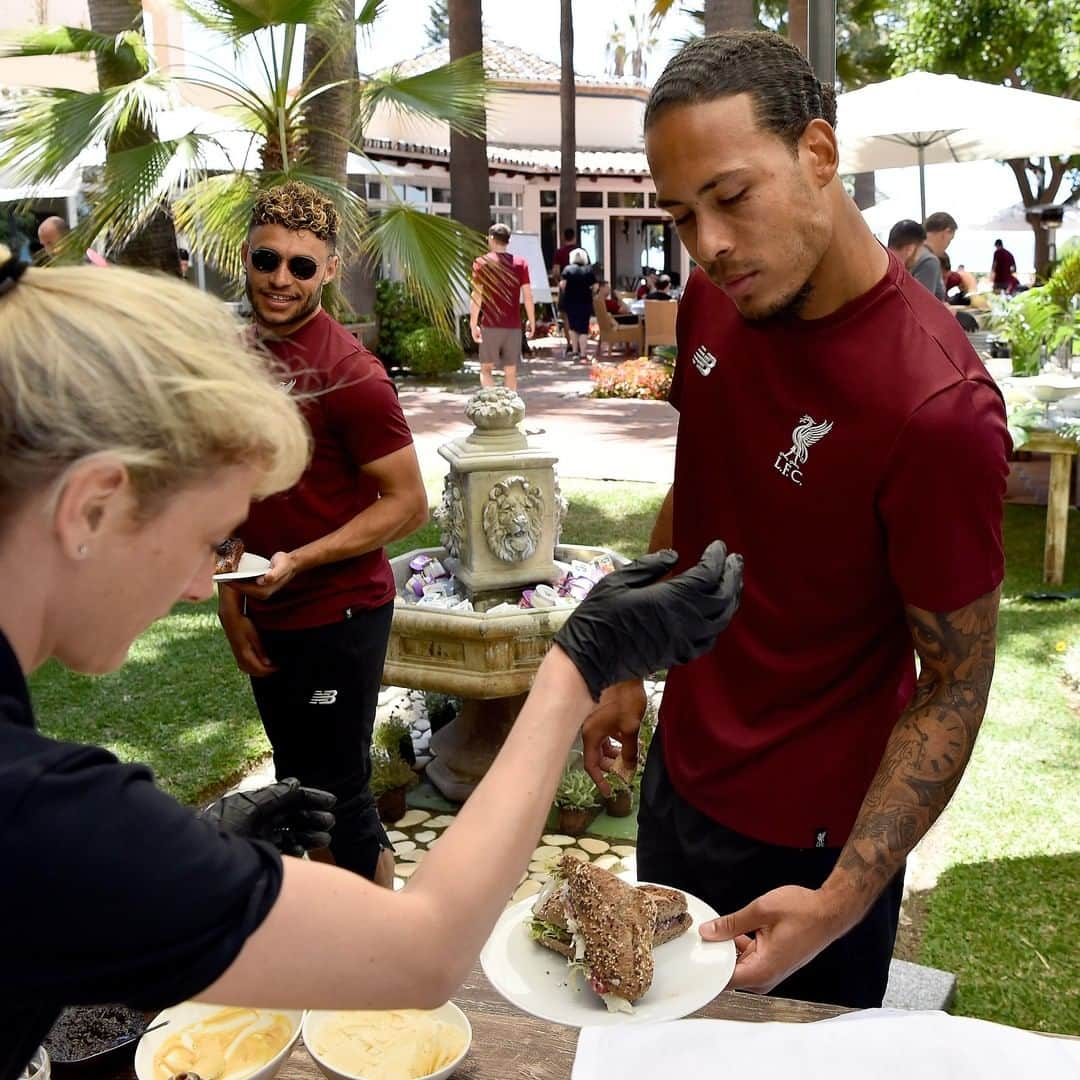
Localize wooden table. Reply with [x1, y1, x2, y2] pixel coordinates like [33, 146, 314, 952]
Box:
[106, 964, 846, 1080]
[1024, 430, 1078, 585]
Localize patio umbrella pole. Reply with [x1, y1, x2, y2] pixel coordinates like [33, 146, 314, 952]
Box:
[918, 143, 927, 223]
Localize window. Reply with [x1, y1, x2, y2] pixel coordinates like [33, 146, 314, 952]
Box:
[608, 191, 645, 209]
[367, 181, 383, 200]
[497, 191, 514, 207]
[431, 187, 451, 204]
[540, 190, 557, 207]
[648, 192, 658, 208]
[577, 190, 603, 208]
[394, 184, 427, 205]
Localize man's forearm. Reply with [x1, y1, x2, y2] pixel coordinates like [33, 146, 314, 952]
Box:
[823, 589, 999, 926]
[649, 486, 674, 552]
[291, 494, 428, 574]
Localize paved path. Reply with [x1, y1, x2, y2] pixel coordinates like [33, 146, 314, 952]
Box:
[398, 348, 677, 487]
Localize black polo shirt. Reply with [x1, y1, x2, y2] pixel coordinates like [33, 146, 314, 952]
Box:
[0, 631, 284, 1080]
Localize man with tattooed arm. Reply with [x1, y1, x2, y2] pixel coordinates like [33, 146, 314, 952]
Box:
[582, 32, 1010, 1009]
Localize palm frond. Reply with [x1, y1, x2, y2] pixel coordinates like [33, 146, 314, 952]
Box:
[357, 0, 387, 34]
[357, 54, 489, 141]
[0, 26, 148, 69]
[177, 0, 340, 39]
[362, 207, 486, 329]
[67, 133, 211, 258]
[171, 171, 257, 285]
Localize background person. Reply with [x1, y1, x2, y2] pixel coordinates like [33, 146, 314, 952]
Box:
[597, 279, 639, 325]
[636, 268, 659, 299]
[0, 247, 744, 1077]
[470, 222, 535, 392]
[218, 181, 428, 888]
[559, 248, 598, 361]
[990, 238, 1017, 293]
[909, 211, 957, 302]
[552, 226, 578, 276]
[34, 215, 69, 262]
[584, 30, 1009, 1011]
[886, 219, 926, 271]
[646, 273, 675, 301]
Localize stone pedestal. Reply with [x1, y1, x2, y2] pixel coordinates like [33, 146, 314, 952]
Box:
[434, 388, 564, 599]
[425, 694, 528, 802]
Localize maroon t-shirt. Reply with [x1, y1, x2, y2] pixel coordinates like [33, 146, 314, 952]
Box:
[239, 310, 413, 631]
[991, 246, 1015, 285]
[472, 252, 530, 329]
[661, 252, 1009, 849]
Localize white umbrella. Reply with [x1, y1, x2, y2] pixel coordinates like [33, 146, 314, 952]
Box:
[837, 72, 1080, 221]
[968, 202, 1080, 233]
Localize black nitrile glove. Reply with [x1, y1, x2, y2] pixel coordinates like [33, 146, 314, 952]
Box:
[200, 777, 336, 857]
[553, 540, 743, 701]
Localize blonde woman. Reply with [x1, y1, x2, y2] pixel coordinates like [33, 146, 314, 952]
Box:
[0, 248, 742, 1080]
[558, 247, 598, 360]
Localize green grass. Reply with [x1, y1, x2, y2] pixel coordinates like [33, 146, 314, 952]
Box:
[26, 491, 1079, 1032]
[913, 505, 1080, 1034]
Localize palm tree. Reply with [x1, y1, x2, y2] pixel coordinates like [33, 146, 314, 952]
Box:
[703, 0, 757, 32]
[86, 0, 179, 271]
[0, 0, 489, 323]
[558, 0, 576, 244]
[426, 0, 450, 46]
[448, 0, 489, 235]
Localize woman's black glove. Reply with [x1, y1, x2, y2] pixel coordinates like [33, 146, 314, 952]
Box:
[553, 540, 743, 701]
[199, 778, 336, 857]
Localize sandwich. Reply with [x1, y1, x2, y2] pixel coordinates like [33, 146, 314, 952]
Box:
[530, 872, 691, 957]
[527, 855, 668, 1012]
[214, 538, 244, 574]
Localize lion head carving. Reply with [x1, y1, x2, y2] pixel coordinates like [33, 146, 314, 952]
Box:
[482, 475, 544, 563]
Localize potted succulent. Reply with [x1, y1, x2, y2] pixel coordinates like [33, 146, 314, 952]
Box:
[602, 770, 633, 818]
[373, 712, 415, 766]
[553, 766, 602, 836]
[370, 749, 418, 824]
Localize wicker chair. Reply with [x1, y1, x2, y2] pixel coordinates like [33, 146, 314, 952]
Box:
[643, 299, 678, 352]
[592, 294, 644, 357]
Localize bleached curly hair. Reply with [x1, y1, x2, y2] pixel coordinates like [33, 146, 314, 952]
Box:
[250, 180, 340, 247]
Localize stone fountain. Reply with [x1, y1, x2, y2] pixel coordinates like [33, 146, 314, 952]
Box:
[383, 387, 622, 801]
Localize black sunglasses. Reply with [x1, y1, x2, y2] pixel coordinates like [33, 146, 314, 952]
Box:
[250, 247, 320, 281]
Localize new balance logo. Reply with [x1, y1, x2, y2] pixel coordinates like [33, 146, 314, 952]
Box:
[309, 690, 338, 705]
[691, 345, 717, 376]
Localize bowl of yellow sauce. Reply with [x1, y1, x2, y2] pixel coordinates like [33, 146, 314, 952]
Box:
[134, 1004, 304, 1080]
[302, 1004, 471, 1080]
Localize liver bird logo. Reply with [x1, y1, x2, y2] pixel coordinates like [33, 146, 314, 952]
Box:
[774, 414, 833, 486]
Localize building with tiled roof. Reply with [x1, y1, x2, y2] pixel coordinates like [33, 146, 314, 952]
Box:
[361, 39, 684, 293]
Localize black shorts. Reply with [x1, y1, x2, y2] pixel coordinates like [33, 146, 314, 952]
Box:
[251, 605, 394, 879]
[637, 738, 904, 1009]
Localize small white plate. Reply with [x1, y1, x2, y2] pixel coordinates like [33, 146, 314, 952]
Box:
[480, 877, 736, 1027]
[214, 552, 272, 582]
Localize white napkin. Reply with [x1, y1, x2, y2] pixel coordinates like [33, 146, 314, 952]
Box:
[572, 1008, 1080, 1079]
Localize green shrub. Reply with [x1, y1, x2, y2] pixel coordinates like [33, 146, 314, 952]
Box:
[373, 713, 411, 755]
[1045, 248, 1080, 310]
[373, 280, 428, 368]
[401, 325, 465, 375]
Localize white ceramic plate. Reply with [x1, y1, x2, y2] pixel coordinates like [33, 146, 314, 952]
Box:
[480, 877, 736, 1028]
[214, 551, 272, 582]
[134, 1002, 304, 1080]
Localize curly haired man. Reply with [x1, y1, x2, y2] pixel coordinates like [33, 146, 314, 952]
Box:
[218, 181, 429, 886]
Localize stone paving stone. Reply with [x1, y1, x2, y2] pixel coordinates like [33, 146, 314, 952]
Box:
[528, 872, 551, 882]
[528, 860, 552, 873]
[592, 854, 622, 871]
[531, 845, 562, 861]
[542, 834, 576, 846]
[392, 840, 416, 855]
[513, 880, 543, 902]
[395, 863, 419, 878]
[611, 844, 637, 857]
[414, 830, 436, 844]
[393, 809, 431, 829]
[386, 830, 408, 843]
[425, 814, 456, 829]
[399, 848, 426, 863]
[562, 848, 589, 862]
[578, 838, 610, 854]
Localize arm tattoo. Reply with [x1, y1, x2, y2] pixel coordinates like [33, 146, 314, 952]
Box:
[835, 586, 999, 907]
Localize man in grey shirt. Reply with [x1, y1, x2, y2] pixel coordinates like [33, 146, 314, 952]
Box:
[910, 211, 957, 302]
